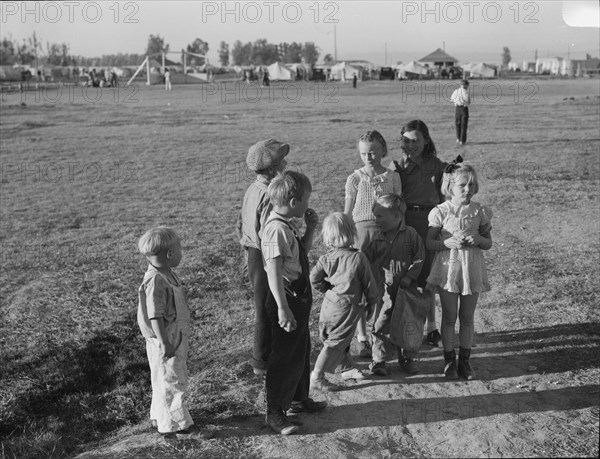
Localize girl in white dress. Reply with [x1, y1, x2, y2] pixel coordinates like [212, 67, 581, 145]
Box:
[426, 159, 493, 380]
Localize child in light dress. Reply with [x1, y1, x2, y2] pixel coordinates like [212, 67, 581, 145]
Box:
[426, 160, 493, 380]
[309, 212, 380, 391]
[344, 130, 403, 357]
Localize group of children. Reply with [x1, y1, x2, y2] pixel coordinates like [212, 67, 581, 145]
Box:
[136, 120, 493, 437]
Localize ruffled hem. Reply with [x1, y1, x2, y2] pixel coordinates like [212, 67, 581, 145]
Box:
[427, 248, 490, 295]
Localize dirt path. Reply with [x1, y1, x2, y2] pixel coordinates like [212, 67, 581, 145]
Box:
[76, 319, 599, 458]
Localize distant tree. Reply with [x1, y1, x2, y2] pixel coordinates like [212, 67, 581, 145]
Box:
[146, 34, 169, 57]
[279, 42, 302, 63]
[502, 46, 511, 67]
[302, 42, 320, 65]
[323, 53, 334, 65]
[251, 39, 279, 65]
[16, 40, 36, 65]
[218, 41, 230, 67]
[0, 38, 16, 65]
[186, 38, 209, 65]
[586, 53, 591, 60]
[231, 40, 252, 65]
[46, 42, 71, 66]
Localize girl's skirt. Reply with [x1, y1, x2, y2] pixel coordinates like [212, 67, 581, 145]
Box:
[427, 247, 490, 295]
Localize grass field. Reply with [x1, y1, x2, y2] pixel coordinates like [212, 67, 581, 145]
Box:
[1, 78, 599, 458]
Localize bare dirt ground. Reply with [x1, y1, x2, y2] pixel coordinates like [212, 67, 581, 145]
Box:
[2, 79, 597, 459]
[76, 315, 599, 459]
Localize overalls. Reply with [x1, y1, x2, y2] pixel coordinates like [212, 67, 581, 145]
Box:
[145, 270, 193, 433]
[264, 218, 313, 412]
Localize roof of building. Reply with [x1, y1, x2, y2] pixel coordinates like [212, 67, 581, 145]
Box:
[418, 48, 458, 63]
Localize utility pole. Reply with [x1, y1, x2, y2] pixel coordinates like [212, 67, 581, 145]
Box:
[333, 24, 337, 62]
[385, 42, 388, 66]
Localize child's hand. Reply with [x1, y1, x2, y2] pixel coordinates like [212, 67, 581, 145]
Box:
[161, 341, 177, 359]
[463, 235, 479, 247]
[443, 236, 464, 249]
[278, 305, 297, 333]
[304, 208, 319, 229]
[399, 276, 412, 289]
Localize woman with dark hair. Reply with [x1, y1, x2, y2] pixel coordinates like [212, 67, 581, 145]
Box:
[389, 120, 448, 359]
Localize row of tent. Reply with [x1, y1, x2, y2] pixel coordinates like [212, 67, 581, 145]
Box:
[240, 61, 365, 82]
[0, 60, 496, 83]
[394, 61, 495, 78]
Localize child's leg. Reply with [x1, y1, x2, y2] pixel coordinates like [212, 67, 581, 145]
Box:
[247, 247, 271, 372]
[149, 337, 194, 434]
[457, 293, 478, 380]
[438, 289, 459, 352]
[265, 292, 311, 412]
[146, 339, 161, 423]
[458, 293, 479, 349]
[312, 345, 345, 377]
[311, 346, 343, 392]
[356, 312, 369, 344]
[438, 289, 460, 379]
[426, 294, 436, 332]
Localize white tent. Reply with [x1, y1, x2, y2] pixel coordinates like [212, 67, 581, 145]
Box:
[288, 63, 310, 80]
[469, 62, 495, 78]
[330, 61, 361, 81]
[397, 60, 429, 77]
[267, 62, 294, 81]
[459, 62, 477, 72]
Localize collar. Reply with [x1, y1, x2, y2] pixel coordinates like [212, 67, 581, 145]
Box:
[372, 221, 406, 244]
[329, 246, 358, 253]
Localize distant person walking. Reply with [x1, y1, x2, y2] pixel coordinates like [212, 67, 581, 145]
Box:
[352, 73, 358, 89]
[164, 68, 172, 91]
[451, 80, 470, 145]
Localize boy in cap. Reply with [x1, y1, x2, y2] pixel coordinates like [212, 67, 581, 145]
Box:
[238, 139, 289, 376]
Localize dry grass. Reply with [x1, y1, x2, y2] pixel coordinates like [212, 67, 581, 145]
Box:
[1, 78, 599, 457]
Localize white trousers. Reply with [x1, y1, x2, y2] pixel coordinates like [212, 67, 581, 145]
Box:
[146, 336, 193, 433]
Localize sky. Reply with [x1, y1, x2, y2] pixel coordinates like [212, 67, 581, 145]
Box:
[2, 1, 599, 66]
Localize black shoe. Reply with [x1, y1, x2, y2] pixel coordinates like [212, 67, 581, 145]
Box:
[266, 409, 299, 435]
[400, 358, 420, 375]
[287, 398, 327, 414]
[425, 330, 441, 347]
[458, 359, 476, 380]
[444, 359, 458, 379]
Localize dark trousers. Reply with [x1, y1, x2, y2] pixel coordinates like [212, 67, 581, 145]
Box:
[455, 106, 469, 143]
[247, 247, 271, 371]
[264, 288, 312, 411]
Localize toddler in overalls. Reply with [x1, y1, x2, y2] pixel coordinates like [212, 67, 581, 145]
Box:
[137, 226, 207, 438]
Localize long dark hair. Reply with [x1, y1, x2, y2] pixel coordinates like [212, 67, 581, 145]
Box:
[400, 120, 437, 158]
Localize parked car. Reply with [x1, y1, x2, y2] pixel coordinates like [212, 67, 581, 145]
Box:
[379, 67, 395, 80]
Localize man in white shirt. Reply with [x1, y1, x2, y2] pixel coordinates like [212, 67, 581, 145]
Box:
[451, 79, 470, 145]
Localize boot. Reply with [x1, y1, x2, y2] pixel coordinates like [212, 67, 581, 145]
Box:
[458, 347, 476, 380]
[443, 350, 457, 379]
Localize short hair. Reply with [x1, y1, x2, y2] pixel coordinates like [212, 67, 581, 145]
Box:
[138, 226, 180, 256]
[358, 130, 388, 157]
[461, 79, 469, 86]
[373, 194, 406, 216]
[268, 170, 312, 207]
[400, 119, 437, 158]
[440, 163, 480, 197]
[322, 212, 357, 248]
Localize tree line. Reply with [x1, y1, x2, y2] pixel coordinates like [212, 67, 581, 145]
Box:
[0, 33, 326, 68]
